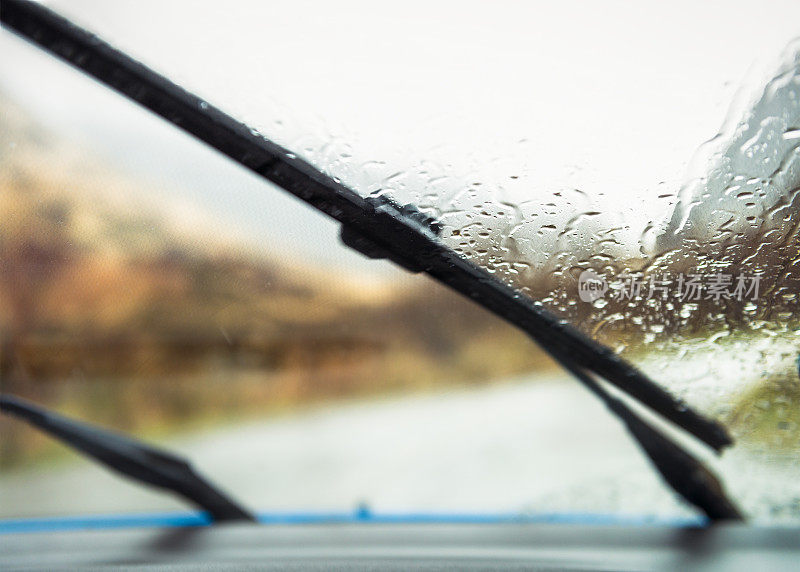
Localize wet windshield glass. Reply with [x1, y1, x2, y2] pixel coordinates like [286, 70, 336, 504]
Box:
[3, 0, 800, 523]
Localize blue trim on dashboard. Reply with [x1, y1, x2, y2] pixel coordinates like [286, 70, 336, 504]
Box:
[0, 512, 212, 534]
[0, 510, 706, 534]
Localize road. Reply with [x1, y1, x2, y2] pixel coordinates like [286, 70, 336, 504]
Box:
[3, 373, 708, 520]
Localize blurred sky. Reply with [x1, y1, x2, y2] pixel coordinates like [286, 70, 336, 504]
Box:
[0, 30, 403, 285]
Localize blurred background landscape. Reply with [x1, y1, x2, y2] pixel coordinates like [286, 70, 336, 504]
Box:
[0, 90, 553, 470]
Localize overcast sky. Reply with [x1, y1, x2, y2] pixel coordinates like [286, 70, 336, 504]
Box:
[0, 30, 402, 285]
[5, 0, 800, 272]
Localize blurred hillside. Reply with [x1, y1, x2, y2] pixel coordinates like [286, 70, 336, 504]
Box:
[0, 93, 553, 467]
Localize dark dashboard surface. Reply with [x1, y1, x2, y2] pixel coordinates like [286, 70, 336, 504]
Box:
[2, 523, 799, 571]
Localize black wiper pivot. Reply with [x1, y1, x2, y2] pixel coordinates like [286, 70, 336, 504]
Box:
[0, 394, 255, 523]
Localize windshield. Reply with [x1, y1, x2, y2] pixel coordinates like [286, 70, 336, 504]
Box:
[2, 0, 800, 524]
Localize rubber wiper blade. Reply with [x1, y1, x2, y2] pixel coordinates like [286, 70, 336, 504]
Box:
[551, 353, 743, 521]
[0, 395, 255, 523]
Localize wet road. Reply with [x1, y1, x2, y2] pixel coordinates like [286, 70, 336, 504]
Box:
[1, 373, 696, 520]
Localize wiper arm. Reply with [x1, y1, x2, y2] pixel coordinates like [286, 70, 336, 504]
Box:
[551, 352, 743, 521]
[0, 394, 255, 523]
[1, 0, 739, 520]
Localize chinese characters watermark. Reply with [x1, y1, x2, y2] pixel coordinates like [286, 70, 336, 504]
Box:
[578, 271, 761, 302]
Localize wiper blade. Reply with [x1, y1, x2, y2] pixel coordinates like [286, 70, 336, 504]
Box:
[1, 0, 738, 519]
[552, 352, 743, 521]
[0, 394, 255, 523]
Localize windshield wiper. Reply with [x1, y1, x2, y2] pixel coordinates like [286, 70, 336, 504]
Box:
[1, 0, 741, 521]
[550, 351, 743, 521]
[0, 394, 255, 523]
